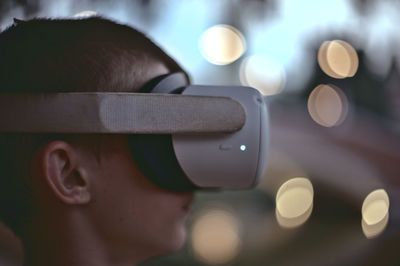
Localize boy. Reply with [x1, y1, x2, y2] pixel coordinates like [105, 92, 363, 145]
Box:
[0, 17, 194, 266]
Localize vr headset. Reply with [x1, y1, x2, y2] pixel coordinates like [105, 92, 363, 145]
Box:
[0, 72, 269, 191]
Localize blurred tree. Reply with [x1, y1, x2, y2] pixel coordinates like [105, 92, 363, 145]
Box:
[350, 0, 378, 16]
[384, 58, 400, 122]
[0, 0, 39, 27]
[350, 0, 400, 16]
[236, 0, 277, 21]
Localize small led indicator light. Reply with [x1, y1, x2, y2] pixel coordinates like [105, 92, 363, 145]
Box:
[240, 145, 246, 151]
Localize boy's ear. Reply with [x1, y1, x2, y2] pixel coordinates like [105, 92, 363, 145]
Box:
[38, 140, 91, 205]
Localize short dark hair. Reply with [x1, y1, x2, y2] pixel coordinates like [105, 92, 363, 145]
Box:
[0, 16, 185, 237]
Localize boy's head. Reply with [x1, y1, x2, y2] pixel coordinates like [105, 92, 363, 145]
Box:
[0, 17, 193, 262]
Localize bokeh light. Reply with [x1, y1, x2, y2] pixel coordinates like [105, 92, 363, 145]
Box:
[361, 189, 390, 239]
[199, 24, 246, 65]
[307, 84, 349, 127]
[318, 40, 359, 79]
[191, 208, 241, 265]
[239, 55, 286, 96]
[275, 177, 314, 228]
[276, 202, 313, 229]
[73, 10, 98, 18]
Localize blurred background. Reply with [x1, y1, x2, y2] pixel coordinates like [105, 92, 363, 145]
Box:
[0, 0, 399, 265]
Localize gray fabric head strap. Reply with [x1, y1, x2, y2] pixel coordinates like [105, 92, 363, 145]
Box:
[0, 92, 245, 134]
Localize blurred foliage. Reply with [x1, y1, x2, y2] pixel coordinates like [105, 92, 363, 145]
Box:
[350, 0, 400, 16]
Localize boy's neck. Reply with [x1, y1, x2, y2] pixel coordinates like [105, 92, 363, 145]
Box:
[22, 209, 143, 266]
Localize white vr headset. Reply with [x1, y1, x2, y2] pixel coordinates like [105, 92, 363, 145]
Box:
[0, 72, 269, 191]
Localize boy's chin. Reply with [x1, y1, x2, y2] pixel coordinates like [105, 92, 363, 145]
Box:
[155, 227, 187, 257]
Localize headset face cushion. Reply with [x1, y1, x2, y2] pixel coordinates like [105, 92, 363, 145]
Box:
[128, 134, 198, 191]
